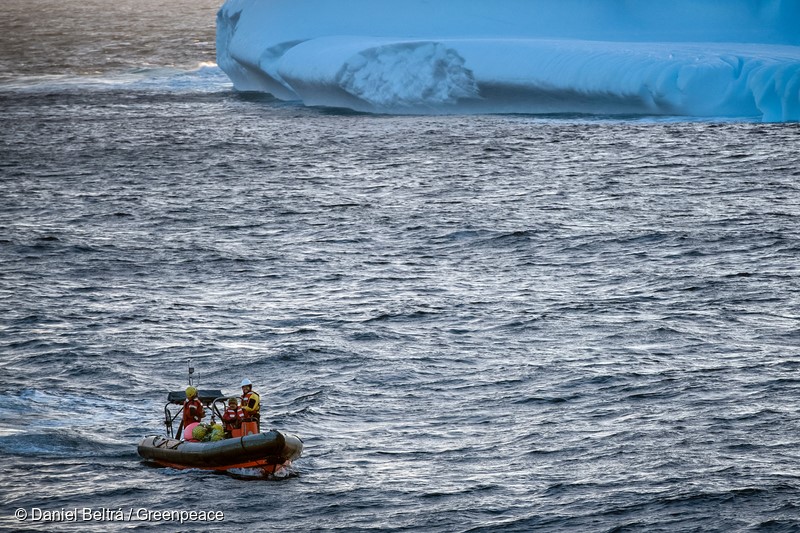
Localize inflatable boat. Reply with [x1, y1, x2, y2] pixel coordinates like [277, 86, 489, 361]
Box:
[137, 430, 303, 473]
[137, 388, 303, 475]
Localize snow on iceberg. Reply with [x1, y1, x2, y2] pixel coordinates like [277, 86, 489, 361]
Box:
[216, 0, 800, 121]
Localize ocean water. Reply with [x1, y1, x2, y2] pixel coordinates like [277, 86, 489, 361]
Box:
[2, 1, 800, 532]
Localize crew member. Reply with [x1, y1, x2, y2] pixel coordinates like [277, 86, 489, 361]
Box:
[182, 386, 205, 429]
[222, 397, 243, 436]
[240, 378, 261, 430]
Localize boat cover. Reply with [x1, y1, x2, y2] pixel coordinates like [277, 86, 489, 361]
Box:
[166, 389, 224, 405]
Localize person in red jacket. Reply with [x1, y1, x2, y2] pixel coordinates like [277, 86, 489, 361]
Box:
[221, 397, 243, 436]
[182, 386, 204, 429]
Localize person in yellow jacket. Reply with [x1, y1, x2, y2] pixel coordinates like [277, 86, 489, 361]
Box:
[240, 378, 261, 430]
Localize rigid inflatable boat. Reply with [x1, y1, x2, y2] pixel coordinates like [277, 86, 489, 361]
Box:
[137, 388, 303, 475]
[137, 430, 303, 473]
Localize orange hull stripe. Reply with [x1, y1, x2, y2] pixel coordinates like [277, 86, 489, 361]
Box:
[151, 459, 283, 473]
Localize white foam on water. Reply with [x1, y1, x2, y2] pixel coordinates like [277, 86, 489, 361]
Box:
[0, 63, 232, 93]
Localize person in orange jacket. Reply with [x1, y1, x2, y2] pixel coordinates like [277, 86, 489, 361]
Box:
[221, 397, 244, 436]
[182, 386, 204, 429]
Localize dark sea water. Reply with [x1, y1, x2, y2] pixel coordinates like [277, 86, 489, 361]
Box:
[2, 1, 800, 531]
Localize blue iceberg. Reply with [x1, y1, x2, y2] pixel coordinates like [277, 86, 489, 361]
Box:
[216, 0, 800, 121]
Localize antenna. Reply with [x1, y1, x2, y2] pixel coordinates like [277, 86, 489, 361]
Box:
[188, 360, 195, 387]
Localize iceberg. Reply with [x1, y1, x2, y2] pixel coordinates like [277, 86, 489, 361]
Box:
[216, 0, 800, 121]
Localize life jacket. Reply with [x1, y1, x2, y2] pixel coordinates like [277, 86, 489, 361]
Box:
[222, 407, 243, 430]
[182, 398, 204, 427]
[241, 390, 260, 420]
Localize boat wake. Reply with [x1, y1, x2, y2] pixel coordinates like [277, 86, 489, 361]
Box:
[0, 389, 150, 459]
[227, 463, 299, 480]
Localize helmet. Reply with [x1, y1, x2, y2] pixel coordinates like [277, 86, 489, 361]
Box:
[241, 378, 252, 387]
[185, 386, 197, 399]
[228, 397, 238, 406]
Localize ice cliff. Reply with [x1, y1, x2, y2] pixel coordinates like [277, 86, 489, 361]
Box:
[216, 0, 800, 121]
